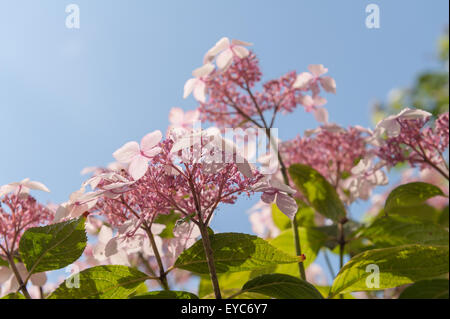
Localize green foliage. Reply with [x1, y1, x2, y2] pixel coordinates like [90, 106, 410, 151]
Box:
[272, 200, 316, 231]
[175, 232, 298, 274]
[330, 244, 449, 297]
[385, 182, 446, 214]
[399, 279, 449, 299]
[131, 291, 199, 299]
[270, 227, 326, 270]
[437, 205, 449, 228]
[384, 204, 441, 223]
[154, 211, 181, 238]
[19, 216, 87, 274]
[1, 293, 25, 299]
[48, 265, 149, 299]
[0, 257, 8, 267]
[316, 220, 361, 250]
[360, 215, 449, 247]
[237, 273, 323, 299]
[202, 289, 269, 299]
[289, 164, 346, 222]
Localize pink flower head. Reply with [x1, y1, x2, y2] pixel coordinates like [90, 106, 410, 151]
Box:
[203, 37, 253, 70]
[342, 158, 388, 201]
[183, 63, 215, 103]
[168, 107, 200, 132]
[374, 109, 449, 178]
[253, 178, 298, 220]
[293, 64, 336, 95]
[1, 191, 52, 254]
[170, 127, 254, 178]
[371, 108, 432, 144]
[113, 130, 163, 180]
[0, 178, 50, 198]
[53, 187, 102, 222]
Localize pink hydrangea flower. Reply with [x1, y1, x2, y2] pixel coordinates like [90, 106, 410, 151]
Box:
[113, 130, 163, 180]
[253, 178, 298, 220]
[293, 64, 337, 94]
[183, 63, 215, 103]
[203, 37, 253, 70]
[1, 183, 53, 254]
[168, 107, 200, 132]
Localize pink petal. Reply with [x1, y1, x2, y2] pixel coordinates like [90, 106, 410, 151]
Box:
[128, 156, 149, 180]
[275, 193, 298, 220]
[313, 107, 329, 124]
[113, 141, 140, 163]
[231, 39, 253, 46]
[308, 64, 328, 77]
[233, 46, 249, 59]
[319, 76, 336, 94]
[216, 49, 233, 70]
[24, 180, 50, 193]
[193, 81, 207, 103]
[30, 272, 47, 287]
[293, 72, 313, 89]
[298, 95, 314, 110]
[140, 130, 162, 152]
[183, 78, 196, 99]
[261, 192, 276, 204]
[169, 107, 184, 125]
[203, 37, 230, 63]
[184, 109, 200, 124]
[192, 63, 214, 78]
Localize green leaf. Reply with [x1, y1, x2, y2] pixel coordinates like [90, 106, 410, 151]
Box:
[289, 164, 346, 222]
[270, 227, 327, 269]
[330, 244, 449, 297]
[316, 220, 361, 250]
[360, 216, 449, 247]
[237, 273, 323, 299]
[399, 279, 449, 299]
[437, 205, 449, 227]
[47, 265, 149, 299]
[0, 257, 8, 267]
[154, 211, 180, 238]
[1, 293, 25, 299]
[19, 216, 87, 273]
[198, 271, 257, 298]
[384, 204, 441, 222]
[315, 286, 355, 299]
[203, 288, 269, 299]
[385, 182, 446, 213]
[272, 200, 315, 231]
[174, 232, 298, 274]
[130, 291, 199, 299]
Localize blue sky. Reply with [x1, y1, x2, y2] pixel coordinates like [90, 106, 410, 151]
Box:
[0, 1, 448, 285]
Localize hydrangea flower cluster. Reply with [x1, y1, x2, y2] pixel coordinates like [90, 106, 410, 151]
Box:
[1, 36, 448, 300]
[185, 37, 336, 129]
[0, 180, 52, 255]
[374, 109, 449, 179]
[279, 124, 370, 201]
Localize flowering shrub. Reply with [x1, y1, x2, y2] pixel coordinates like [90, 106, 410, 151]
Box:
[1, 37, 448, 300]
